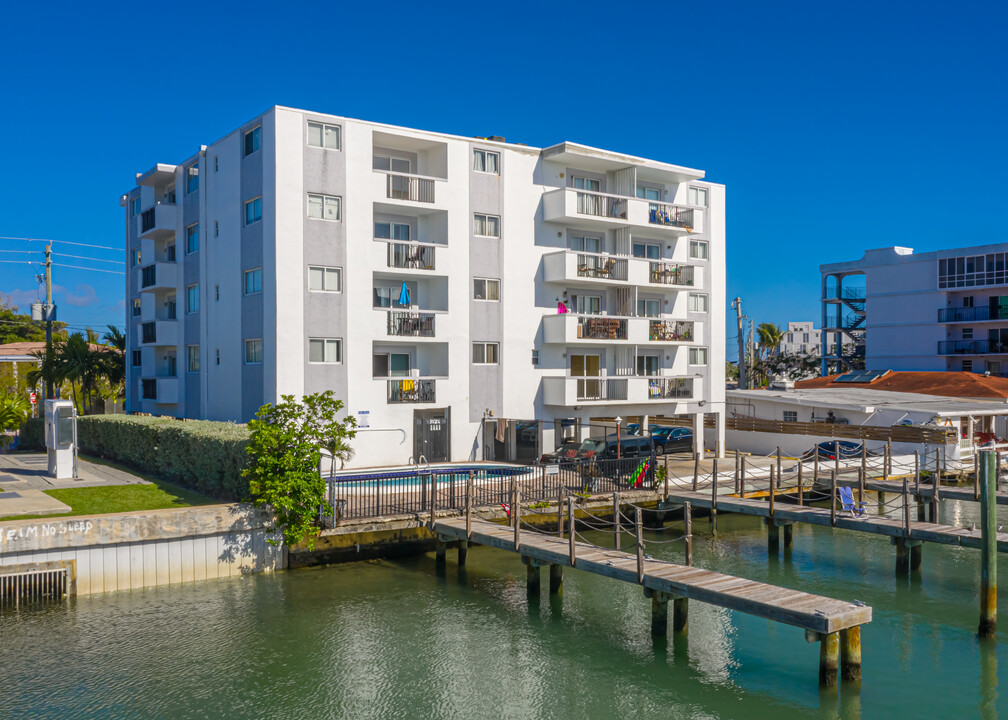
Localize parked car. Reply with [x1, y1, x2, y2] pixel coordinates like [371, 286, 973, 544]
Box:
[805, 440, 863, 461]
[650, 427, 693, 455]
[600, 435, 654, 459]
[540, 438, 606, 464]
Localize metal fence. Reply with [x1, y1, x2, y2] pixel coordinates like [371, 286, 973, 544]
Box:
[322, 455, 658, 524]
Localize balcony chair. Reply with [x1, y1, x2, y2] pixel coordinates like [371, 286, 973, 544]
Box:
[837, 486, 867, 518]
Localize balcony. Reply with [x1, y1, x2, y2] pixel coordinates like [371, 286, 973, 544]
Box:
[937, 339, 1008, 355]
[542, 188, 701, 234]
[139, 262, 177, 292]
[649, 262, 695, 286]
[648, 320, 694, 343]
[824, 312, 865, 331]
[542, 376, 695, 406]
[139, 377, 178, 404]
[387, 311, 435, 338]
[387, 378, 436, 404]
[542, 250, 651, 287]
[938, 306, 1008, 323]
[386, 242, 436, 271]
[385, 173, 435, 203]
[137, 201, 177, 241]
[139, 320, 177, 347]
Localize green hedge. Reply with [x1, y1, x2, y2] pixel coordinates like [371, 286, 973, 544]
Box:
[19, 415, 251, 500]
[18, 417, 44, 449]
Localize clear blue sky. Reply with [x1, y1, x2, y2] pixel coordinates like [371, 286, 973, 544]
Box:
[1, 1, 1005, 355]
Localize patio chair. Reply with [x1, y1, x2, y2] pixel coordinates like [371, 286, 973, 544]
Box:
[838, 486, 867, 518]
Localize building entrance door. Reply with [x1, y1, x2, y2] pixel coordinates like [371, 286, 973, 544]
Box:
[414, 408, 450, 463]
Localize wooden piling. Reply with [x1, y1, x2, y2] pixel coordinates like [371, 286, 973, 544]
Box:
[797, 460, 804, 505]
[783, 523, 793, 549]
[525, 558, 540, 597]
[895, 537, 909, 574]
[514, 484, 521, 551]
[769, 466, 775, 517]
[568, 496, 576, 568]
[830, 471, 837, 526]
[465, 471, 473, 540]
[740, 455, 747, 496]
[902, 474, 910, 538]
[435, 538, 446, 570]
[635, 508, 644, 583]
[776, 447, 782, 489]
[883, 443, 889, 484]
[861, 443, 867, 484]
[840, 627, 862, 683]
[684, 502, 693, 566]
[651, 592, 669, 637]
[819, 632, 839, 688]
[914, 450, 920, 494]
[910, 542, 922, 573]
[672, 596, 688, 633]
[858, 465, 865, 505]
[458, 539, 468, 566]
[834, 442, 840, 488]
[978, 449, 997, 640]
[886, 439, 892, 477]
[975, 451, 980, 501]
[768, 520, 780, 555]
[711, 457, 719, 531]
[813, 451, 819, 489]
[549, 563, 563, 595]
[613, 492, 621, 551]
[692, 453, 699, 491]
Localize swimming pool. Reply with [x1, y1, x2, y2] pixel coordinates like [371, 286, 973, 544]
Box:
[328, 463, 529, 490]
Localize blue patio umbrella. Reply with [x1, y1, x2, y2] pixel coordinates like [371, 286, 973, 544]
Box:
[398, 282, 411, 307]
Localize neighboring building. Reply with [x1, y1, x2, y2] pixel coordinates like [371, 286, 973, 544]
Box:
[776, 321, 837, 356]
[122, 106, 726, 467]
[821, 244, 1008, 377]
[0, 342, 43, 397]
[726, 370, 1008, 468]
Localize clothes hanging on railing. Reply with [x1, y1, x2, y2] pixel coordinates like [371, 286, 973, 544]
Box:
[495, 419, 507, 443]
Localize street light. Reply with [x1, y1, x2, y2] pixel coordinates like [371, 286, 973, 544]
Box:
[615, 416, 622, 460]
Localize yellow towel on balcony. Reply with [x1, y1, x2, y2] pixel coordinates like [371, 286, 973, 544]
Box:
[401, 379, 415, 392]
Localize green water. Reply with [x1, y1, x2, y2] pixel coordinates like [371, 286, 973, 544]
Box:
[2, 498, 1006, 719]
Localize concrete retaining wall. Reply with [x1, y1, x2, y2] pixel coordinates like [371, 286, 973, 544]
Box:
[0, 504, 283, 596]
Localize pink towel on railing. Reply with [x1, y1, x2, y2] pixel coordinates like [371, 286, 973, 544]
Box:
[557, 302, 568, 314]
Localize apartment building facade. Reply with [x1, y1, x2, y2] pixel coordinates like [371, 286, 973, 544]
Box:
[776, 321, 836, 356]
[122, 107, 726, 467]
[821, 244, 1008, 377]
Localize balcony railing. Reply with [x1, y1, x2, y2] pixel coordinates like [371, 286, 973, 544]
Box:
[577, 316, 627, 340]
[141, 209, 156, 233]
[825, 312, 865, 330]
[387, 242, 435, 271]
[575, 253, 628, 281]
[938, 306, 1008, 322]
[649, 262, 695, 286]
[387, 311, 435, 337]
[648, 203, 693, 230]
[141, 322, 156, 344]
[647, 377, 692, 399]
[141, 378, 157, 400]
[649, 320, 694, 342]
[938, 340, 1008, 355]
[387, 378, 436, 403]
[141, 265, 157, 288]
[575, 191, 627, 220]
[575, 377, 628, 402]
[386, 173, 435, 203]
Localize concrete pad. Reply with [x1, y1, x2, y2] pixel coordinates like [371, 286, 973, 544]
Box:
[0, 453, 150, 490]
[0, 489, 71, 517]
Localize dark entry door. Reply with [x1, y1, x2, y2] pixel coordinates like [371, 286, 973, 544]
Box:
[414, 408, 450, 463]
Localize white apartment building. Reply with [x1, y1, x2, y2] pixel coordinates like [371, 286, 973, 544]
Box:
[821, 244, 1008, 377]
[122, 106, 726, 467]
[776, 321, 835, 356]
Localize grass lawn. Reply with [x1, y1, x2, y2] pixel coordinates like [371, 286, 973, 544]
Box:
[0, 479, 216, 522]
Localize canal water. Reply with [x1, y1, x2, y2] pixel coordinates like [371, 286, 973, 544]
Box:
[2, 498, 1005, 719]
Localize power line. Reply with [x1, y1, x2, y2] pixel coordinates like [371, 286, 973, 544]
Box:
[0, 237, 121, 252]
[51, 262, 124, 275]
[0, 249, 37, 255]
[53, 253, 125, 265]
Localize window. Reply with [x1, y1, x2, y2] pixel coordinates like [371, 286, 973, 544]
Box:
[372, 155, 411, 173]
[962, 360, 973, 372]
[186, 223, 199, 254]
[244, 338, 263, 364]
[307, 193, 341, 221]
[688, 186, 708, 206]
[187, 345, 200, 373]
[244, 126, 261, 156]
[245, 197, 262, 225]
[308, 122, 341, 150]
[131, 249, 141, 267]
[473, 278, 500, 301]
[186, 164, 198, 194]
[309, 338, 342, 363]
[569, 234, 601, 253]
[214, 155, 218, 172]
[783, 411, 798, 423]
[636, 187, 661, 200]
[689, 240, 709, 260]
[131, 350, 141, 367]
[689, 347, 708, 365]
[531, 349, 540, 366]
[244, 268, 263, 295]
[473, 213, 500, 238]
[215, 285, 219, 301]
[473, 149, 500, 174]
[802, 333, 809, 343]
[632, 242, 660, 260]
[572, 176, 600, 192]
[373, 352, 410, 377]
[963, 328, 973, 340]
[131, 197, 141, 215]
[637, 298, 660, 317]
[963, 296, 974, 307]
[636, 354, 659, 376]
[472, 342, 499, 364]
[131, 298, 141, 317]
[309, 266, 342, 292]
[688, 293, 709, 313]
[186, 284, 199, 314]
[573, 295, 601, 314]
[374, 221, 410, 240]
[216, 348, 220, 366]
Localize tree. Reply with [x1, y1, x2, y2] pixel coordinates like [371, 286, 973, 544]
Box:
[0, 296, 67, 344]
[756, 322, 784, 360]
[57, 332, 103, 415]
[0, 394, 30, 448]
[100, 325, 126, 399]
[244, 392, 356, 550]
[725, 361, 739, 381]
[760, 350, 821, 381]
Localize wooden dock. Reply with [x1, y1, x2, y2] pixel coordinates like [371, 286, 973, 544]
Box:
[432, 514, 870, 686]
[861, 478, 1008, 506]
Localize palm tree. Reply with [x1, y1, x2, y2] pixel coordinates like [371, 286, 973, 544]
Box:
[756, 322, 784, 360]
[101, 325, 126, 399]
[58, 332, 102, 414]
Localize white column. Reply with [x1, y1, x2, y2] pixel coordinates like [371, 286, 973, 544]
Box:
[715, 410, 726, 459]
[693, 411, 704, 458]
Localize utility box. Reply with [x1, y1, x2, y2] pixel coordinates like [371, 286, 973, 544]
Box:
[45, 399, 77, 479]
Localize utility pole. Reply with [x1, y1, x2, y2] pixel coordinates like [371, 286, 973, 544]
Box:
[44, 243, 54, 399]
[731, 297, 746, 389]
[748, 319, 755, 389]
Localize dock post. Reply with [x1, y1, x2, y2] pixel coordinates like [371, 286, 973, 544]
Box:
[684, 502, 693, 566]
[819, 632, 839, 688]
[767, 520, 780, 555]
[861, 443, 867, 483]
[858, 465, 865, 505]
[524, 557, 540, 598]
[813, 450, 819, 489]
[429, 472, 437, 528]
[932, 459, 940, 523]
[797, 460, 803, 504]
[651, 591, 669, 637]
[783, 523, 793, 549]
[978, 448, 997, 640]
[466, 471, 473, 541]
[776, 447, 782, 489]
[613, 492, 621, 551]
[549, 564, 563, 595]
[635, 508, 644, 583]
[834, 441, 840, 488]
[435, 537, 446, 571]
[734, 450, 740, 494]
[458, 539, 468, 566]
[568, 496, 576, 568]
[692, 452, 699, 491]
[514, 484, 521, 552]
[902, 474, 910, 538]
[975, 451, 980, 501]
[672, 596, 688, 634]
[895, 537, 909, 574]
[914, 450, 920, 494]
[886, 439, 892, 477]
[840, 627, 862, 683]
[910, 542, 922, 573]
[740, 455, 746, 496]
[883, 443, 889, 484]
[558, 490, 564, 534]
[710, 457, 718, 533]
[769, 466, 775, 517]
[830, 471, 837, 526]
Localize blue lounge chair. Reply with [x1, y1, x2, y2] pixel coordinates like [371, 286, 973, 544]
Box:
[838, 486, 867, 517]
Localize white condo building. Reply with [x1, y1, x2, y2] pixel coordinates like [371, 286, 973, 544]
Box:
[122, 106, 726, 467]
[776, 321, 836, 356]
[821, 244, 1008, 377]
